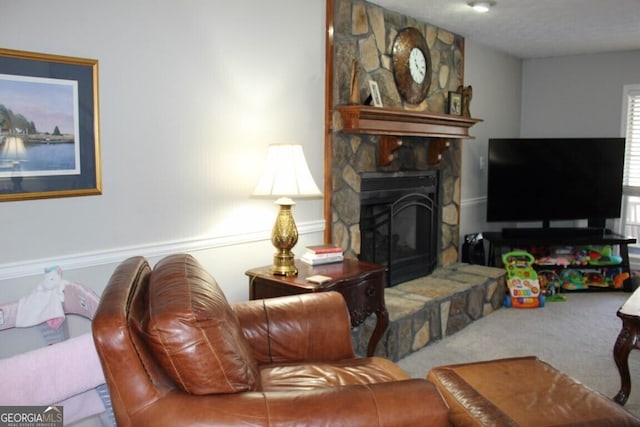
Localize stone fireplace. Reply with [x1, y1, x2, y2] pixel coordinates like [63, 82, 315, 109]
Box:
[326, 1, 504, 361]
[332, 135, 462, 277]
[328, 0, 469, 278]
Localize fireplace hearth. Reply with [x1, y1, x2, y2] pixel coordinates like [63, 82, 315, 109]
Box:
[359, 171, 440, 287]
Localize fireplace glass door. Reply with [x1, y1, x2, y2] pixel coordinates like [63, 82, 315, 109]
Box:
[359, 171, 439, 286]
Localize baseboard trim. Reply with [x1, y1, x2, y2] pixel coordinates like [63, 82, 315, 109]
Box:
[0, 220, 326, 280]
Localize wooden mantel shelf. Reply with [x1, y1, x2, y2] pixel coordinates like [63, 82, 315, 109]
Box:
[335, 105, 482, 139]
[335, 105, 483, 165]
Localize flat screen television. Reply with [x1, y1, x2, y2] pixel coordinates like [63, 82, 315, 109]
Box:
[486, 137, 626, 230]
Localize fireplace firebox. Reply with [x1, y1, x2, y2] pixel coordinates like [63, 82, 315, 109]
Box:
[359, 171, 440, 287]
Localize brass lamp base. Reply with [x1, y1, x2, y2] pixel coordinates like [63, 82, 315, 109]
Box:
[271, 251, 298, 276]
[270, 198, 298, 276]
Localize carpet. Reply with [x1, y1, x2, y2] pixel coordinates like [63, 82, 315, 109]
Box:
[397, 291, 640, 417]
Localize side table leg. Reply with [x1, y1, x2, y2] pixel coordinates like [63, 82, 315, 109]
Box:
[367, 307, 389, 357]
[614, 321, 639, 405]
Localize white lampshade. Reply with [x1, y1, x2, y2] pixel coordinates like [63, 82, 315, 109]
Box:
[253, 144, 322, 199]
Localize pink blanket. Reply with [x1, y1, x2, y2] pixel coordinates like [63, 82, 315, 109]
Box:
[0, 333, 105, 406]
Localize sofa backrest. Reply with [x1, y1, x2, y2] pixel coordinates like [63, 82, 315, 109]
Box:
[144, 254, 261, 394]
[93, 254, 262, 425]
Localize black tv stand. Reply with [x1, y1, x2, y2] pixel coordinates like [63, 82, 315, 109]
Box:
[502, 227, 606, 239]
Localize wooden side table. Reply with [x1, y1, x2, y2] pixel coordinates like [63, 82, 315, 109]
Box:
[614, 287, 640, 405]
[246, 259, 388, 357]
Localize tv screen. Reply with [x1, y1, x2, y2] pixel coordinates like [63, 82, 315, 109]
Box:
[486, 137, 626, 225]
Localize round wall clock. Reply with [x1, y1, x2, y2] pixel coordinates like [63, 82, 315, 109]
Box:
[392, 27, 432, 104]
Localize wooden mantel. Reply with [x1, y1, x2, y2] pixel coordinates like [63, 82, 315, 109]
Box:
[335, 105, 483, 165]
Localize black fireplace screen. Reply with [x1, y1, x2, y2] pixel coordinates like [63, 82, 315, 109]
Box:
[359, 171, 439, 287]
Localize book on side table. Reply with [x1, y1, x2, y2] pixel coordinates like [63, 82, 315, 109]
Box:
[301, 244, 344, 266]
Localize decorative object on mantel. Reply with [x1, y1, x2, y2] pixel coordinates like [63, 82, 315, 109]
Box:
[447, 91, 462, 116]
[391, 27, 432, 105]
[348, 59, 360, 105]
[253, 144, 322, 276]
[458, 85, 473, 118]
[368, 80, 382, 107]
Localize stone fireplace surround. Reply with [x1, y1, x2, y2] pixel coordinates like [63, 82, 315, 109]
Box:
[327, 1, 505, 360]
[329, 0, 468, 270]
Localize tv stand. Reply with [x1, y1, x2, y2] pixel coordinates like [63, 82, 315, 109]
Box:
[484, 230, 636, 291]
[502, 227, 606, 239]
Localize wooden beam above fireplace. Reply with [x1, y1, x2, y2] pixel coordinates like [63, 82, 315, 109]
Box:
[336, 105, 482, 166]
[335, 105, 482, 138]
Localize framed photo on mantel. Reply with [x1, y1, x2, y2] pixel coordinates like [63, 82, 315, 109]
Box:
[447, 91, 462, 116]
[0, 48, 101, 202]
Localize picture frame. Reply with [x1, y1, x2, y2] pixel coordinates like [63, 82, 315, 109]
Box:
[369, 80, 383, 107]
[447, 91, 462, 116]
[0, 48, 101, 202]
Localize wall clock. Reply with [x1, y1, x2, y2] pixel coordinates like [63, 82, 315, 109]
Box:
[392, 27, 432, 104]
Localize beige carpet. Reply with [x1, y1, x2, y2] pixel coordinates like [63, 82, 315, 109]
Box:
[397, 291, 640, 417]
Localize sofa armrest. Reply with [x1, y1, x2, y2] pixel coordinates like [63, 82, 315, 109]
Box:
[232, 292, 356, 364]
[128, 379, 450, 427]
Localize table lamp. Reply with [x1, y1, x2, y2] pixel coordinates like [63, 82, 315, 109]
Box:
[253, 144, 322, 276]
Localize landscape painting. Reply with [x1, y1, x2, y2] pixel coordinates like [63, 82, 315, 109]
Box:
[0, 48, 100, 201]
[0, 74, 80, 178]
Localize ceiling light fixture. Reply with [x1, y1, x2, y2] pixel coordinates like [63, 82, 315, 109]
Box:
[468, 1, 495, 13]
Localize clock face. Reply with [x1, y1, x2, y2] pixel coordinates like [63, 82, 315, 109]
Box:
[392, 28, 432, 104]
[409, 48, 426, 84]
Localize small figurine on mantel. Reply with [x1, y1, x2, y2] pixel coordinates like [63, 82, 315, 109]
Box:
[457, 85, 473, 118]
[349, 59, 361, 105]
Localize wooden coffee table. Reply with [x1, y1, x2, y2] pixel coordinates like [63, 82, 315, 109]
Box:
[614, 287, 640, 405]
[246, 259, 388, 357]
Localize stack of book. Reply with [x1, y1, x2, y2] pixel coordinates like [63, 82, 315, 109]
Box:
[300, 244, 344, 266]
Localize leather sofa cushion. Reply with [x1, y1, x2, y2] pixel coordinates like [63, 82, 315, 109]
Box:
[144, 254, 261, 395]
[261, 357, 411, 391]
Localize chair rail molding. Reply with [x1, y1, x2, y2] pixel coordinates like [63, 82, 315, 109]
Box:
[0, 220, 326, 280]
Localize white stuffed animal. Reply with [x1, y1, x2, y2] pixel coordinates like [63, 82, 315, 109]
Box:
[15, 265, 69, 329]
[37, 265, 69, 302]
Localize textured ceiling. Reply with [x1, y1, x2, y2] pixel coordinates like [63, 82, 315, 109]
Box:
[371, 0, 640, 58]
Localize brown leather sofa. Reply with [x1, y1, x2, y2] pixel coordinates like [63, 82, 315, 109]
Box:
[92, 254, 450, 426]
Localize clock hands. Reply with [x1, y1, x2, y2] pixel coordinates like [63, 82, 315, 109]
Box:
[412, 57, 425, 78]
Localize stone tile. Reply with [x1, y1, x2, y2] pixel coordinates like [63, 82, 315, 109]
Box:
[446, 272, 487, 287]
[384, 290, 427, 321]
[396, 276, 470, 298]
[412, 320, 431, 351]
[458, 263, 507, 279]
[440, 300, 451, 337]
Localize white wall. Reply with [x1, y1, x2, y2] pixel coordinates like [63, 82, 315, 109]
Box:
[0, 0, 326, 304]
[521, 50, 640, 137]
[459, 40, 523, 240]
[520, 50, 640, 232]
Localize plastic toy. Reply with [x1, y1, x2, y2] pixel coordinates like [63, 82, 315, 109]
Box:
[584, 271, 607, 287]
[585, 245, 622, 266]
[560, 269, 587, 290]
[614, 272, 630, 289]
[502, 250, 544, 308]
[538, 270, 560, 296]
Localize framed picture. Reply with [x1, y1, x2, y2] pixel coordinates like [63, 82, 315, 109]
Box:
[447, 91, 462, 116]
[0, 48, 101, 202]
[369, 80, 383, 107]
